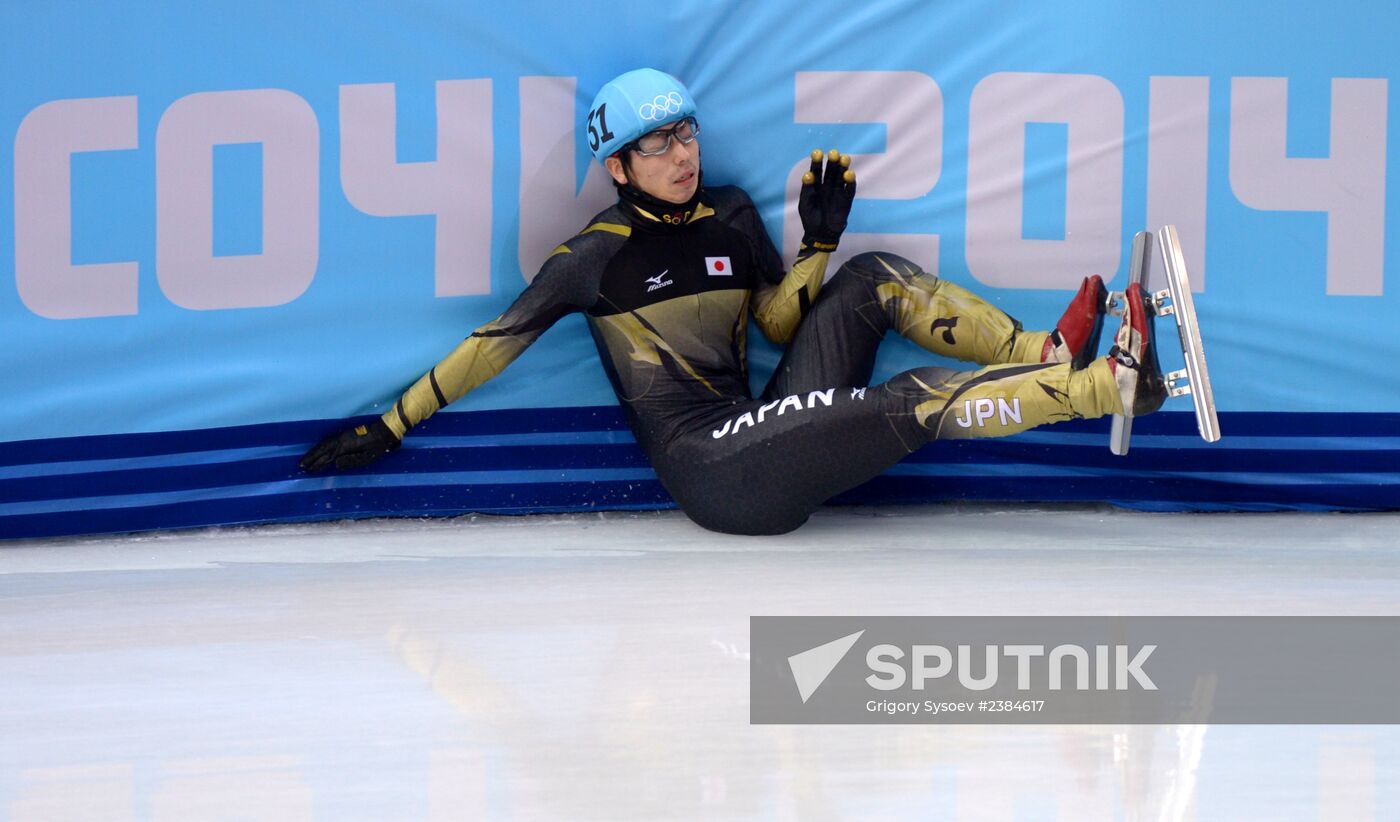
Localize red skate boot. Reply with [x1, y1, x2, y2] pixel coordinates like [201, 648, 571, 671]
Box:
[1042, 275, 1109, 369]
[1107, 282, 1167, 417]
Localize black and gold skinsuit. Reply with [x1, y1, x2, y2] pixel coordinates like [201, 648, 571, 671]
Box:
[383, 186, 1122, 534]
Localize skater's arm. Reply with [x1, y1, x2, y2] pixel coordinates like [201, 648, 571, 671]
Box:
[752, 247, 829, 344]
[716, 184, 828, 344]
[752, 150, 856, 344]
[298, 308, 559, 473]
[381, 309, 557, 438]
[301, 232, 608, 472]
[381, 243, 603, 438]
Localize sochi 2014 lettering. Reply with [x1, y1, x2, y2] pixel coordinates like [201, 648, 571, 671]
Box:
[13, 71, 1387, 319]
[782, 72, 1385, 297]
[711, 389, 835, 439]
[13, 82, 494, 319]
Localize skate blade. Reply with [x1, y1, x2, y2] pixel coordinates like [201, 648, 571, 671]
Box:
[1155, 225, 1221, 443]
[1109, 231, 1152, 456]
[1108, 226, 1222, 454]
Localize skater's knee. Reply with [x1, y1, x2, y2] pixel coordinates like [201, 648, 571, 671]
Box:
[835, 251, 933, 288]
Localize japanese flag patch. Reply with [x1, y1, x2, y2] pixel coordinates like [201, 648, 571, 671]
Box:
[705, 256, 732, 276]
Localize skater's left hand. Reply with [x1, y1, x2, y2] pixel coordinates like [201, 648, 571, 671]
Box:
[798, 148, 856, 252]
[299, 418, 401, 472]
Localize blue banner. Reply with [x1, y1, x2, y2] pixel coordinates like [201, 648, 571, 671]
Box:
[3, 1, 1396, 537]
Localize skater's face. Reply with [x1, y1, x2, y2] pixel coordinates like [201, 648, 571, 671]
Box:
[605, 118, 701, 205]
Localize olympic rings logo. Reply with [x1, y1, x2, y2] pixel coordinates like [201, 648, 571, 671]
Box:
[637, 92, 683, 121]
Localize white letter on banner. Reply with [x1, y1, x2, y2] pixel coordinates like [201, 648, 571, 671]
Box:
[784, 71, 941, 273]
[156, 89, 319, 310]
[967, 73, 1124, 289]
[1229, 77, 1387, 296]
[14, 96, 139, 319]
[340, 80, 491, 296]
[1147, 76, 1210, 291]
[518, 77, 617, 282]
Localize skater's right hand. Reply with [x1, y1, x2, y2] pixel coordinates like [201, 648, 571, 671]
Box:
[798, 148, 857, 252]
[299, 418, 401, 472]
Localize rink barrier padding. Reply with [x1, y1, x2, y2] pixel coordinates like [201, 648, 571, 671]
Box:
[3, 408, 1398, 540]
[6, 2, 1400, 539]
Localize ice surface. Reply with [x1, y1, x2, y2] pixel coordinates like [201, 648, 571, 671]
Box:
[2, 504, 1398, 820]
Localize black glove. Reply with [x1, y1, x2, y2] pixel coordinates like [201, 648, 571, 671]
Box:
[798, 148, 857, 252]
[299, 418, 401, 472]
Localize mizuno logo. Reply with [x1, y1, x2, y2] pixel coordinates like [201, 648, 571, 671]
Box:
[645, 270, 674, 292]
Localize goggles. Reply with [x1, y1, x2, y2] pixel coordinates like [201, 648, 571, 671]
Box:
[626, 117, 700, 157]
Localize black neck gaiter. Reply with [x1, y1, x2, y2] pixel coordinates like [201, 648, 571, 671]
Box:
[615, 171, 705, 229]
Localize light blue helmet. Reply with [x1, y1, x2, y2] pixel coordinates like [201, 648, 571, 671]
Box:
[586, 68, 697, 164]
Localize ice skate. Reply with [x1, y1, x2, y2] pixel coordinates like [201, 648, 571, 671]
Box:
[1107, 281, 1166, 418]
[1108, 226, 1221, 455]
[1042, 275, 1109, 369]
